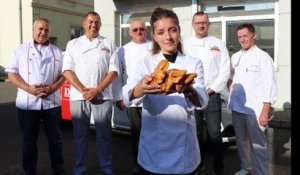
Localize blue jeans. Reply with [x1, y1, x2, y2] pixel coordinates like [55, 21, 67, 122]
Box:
[194, 93, 224, 172]
[70, 100, 113, 175]
[18, 107, 64, 175]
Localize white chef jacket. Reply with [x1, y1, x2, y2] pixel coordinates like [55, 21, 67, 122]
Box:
[228, 45, 277, 117]
[62, 35, 119, 101]
[112, 40, 152, 104]
[122, 52, 209, 174]
[183, 35, 230, 93]
[5, 41, 63, 110]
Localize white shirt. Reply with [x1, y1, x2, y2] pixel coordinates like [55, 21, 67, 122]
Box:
[63, 35, 119, 101]
[228, 45, 277, 116]
[122, 52, 209, 174]
[5, 41, 63, 110]
[183, 35, 230, 93]
[112, 40, 152, 103]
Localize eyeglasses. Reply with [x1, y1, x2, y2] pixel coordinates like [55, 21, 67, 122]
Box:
[132, 27, 146, 32]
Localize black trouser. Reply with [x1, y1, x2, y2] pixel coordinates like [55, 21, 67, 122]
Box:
[194, 93, 224, 172]
[126, 107, 142, 166]
[18, 107, 64, 175]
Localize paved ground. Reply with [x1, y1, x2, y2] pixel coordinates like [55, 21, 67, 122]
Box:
[0, 80, 17, 104]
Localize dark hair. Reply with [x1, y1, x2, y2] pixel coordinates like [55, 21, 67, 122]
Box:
[150, 7, 182, 54]
[85, 11, 100, 20]
[192, 11, 209, 22]
[236, 23, 256, 33]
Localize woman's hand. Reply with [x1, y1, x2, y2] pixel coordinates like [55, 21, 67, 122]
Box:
[141, 75, 162, 94]
[130, 75, 162, 100]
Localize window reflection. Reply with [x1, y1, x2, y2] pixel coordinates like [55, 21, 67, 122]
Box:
[71, 26, 83, 39]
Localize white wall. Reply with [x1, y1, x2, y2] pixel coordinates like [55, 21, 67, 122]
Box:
[94, 0, 117, 41]
[0, 0, 29, 68]
[174, 6, 194, 40]
[275, 0, 291, 109]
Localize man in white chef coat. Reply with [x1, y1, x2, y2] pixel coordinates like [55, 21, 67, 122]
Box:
[113, 18, 152, 175]
[227, 23, 277, 175]
[6, 18, 65, 175]
[183, 11, 230, 175]
[62, 11, 119, 175]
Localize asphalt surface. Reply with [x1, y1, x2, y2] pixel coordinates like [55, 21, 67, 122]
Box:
[0, 81, 291, 175]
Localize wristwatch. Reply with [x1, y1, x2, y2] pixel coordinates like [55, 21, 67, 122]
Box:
[184, 91, 194, 98]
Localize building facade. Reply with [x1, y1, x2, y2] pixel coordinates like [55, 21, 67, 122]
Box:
[0, 0, 93, 69]
[95, 0, 291, 110]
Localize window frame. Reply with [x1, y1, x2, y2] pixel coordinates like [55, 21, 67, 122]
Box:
[70, 26, 84, 40]
[209, 14, 277, 70]
[119, 12, 152, 46]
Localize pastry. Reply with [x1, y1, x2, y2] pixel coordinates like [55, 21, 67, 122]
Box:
[150, 60, 169, 86]
[165, 69, 186, 91]
[183, 73, 197, 85]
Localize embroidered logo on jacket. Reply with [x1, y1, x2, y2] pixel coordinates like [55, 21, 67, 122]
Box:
[210, 46, 220, 51]
[101, 47, 110, 53]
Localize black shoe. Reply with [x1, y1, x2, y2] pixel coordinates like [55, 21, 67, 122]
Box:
[198, 163, 206, 171]
[132, 165, 142, 175]
[214, 170, 223, 175]
[53, 170, 65, 175]
[195, 164, 205, 175]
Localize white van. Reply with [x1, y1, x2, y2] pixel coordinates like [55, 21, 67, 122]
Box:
[61, 82, 235, 146]
[109, 91, 236, 146]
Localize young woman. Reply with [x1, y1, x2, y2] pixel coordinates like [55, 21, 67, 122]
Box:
[122, 7, 209, 175]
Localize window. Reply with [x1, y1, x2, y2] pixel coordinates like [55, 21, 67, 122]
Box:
[208, 22, 222, 40]
[203, 1, 275, 17]
[120, 12, 152, 46]
[71, 26, 83, 39]
[204, 1, 276, 60]
[226, 20, 274, 59]
[121, 26, 152, 45]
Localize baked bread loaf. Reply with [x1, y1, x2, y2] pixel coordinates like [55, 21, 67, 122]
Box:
[165, 69, 186, 91]
[183, 73, 197, 85]
[150, 60, 169, 86]
[156, 59, 169, 71]
[150, 60, 197, 93]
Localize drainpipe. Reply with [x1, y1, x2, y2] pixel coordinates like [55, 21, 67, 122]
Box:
[192, 0, 198, 16]
[19, 0, 23, 44]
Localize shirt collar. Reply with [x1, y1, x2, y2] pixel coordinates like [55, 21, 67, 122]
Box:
[34, 40, 50, 46]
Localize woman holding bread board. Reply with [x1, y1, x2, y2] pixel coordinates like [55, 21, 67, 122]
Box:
[122, 7, 209, 175]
